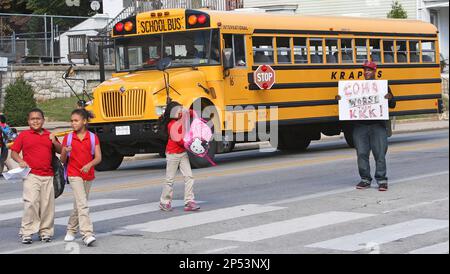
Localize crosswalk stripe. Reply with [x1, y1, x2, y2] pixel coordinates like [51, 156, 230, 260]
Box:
[124, 204, 285, 233]
[206, 211, 374, 242]
[306, 219, 449, 251]
[409, 241, 449, 254]
[54, 200, 204, 225]
[0, 199, 134, 222]
[0, 198, 22, 207]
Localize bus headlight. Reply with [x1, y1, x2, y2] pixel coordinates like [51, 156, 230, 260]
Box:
[155, 106, 166, 116]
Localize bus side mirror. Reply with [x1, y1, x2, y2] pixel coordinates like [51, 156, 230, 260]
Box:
[87, 41, 97, 65]
[223, 48, 234, 70]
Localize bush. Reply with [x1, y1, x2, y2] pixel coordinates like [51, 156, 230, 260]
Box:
[3, 77, 37, 126]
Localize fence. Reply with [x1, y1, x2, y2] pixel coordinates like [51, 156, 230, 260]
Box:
[0, 13, 91, 65]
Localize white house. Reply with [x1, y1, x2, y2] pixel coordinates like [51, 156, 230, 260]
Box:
[59, 0, 129, 63]
[243, 0, 449, 62]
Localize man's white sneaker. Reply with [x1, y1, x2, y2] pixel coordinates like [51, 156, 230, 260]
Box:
[64, 233, 75, 242]
[83, 236, 96, 246]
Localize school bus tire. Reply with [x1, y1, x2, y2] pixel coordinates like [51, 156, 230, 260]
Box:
[275, 130, 311, 151]
[216, 140, 235, 154]
[95, 145, 124, 171]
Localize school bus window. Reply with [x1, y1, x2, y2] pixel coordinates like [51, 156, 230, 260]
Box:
[325, 39, 338, 64]
[128, 47, 143, 70]
[253, 36, 274, 64]
[355, 38, 368, 63]
[421, 40, 436, 63]
[224, 34, 246, 67]
[383, 40, 395, 63]
[233, 35, 246, 67]
[340, 38, 353, 63]
[309, 38, 324, 64]
[369, 39, 381, 62]
[116, 46, 126, 71]
[114, 30, 218, 72]
[396, 40, 407, 63]
[276, 37, 292, 64]
[210, 30, 221, 65]
[293, 37, 307, 64]
[409, 40, 420, 63]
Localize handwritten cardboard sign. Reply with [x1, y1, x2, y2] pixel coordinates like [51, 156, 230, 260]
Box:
[338, 80, 389, 121]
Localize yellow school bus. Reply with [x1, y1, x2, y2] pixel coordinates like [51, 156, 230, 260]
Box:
[86, 9, 443, 171]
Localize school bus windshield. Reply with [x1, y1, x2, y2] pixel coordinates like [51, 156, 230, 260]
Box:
[115, 29, 220, 72]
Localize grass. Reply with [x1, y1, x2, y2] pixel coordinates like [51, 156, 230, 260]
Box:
[37, 96, 80, 122]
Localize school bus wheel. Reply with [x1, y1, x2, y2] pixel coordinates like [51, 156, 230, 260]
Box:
[94, 144, 124, 171]
[273, 128, 312, 151]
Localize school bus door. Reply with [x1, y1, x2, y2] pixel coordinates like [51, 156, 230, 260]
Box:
[222, 34, 254, 132]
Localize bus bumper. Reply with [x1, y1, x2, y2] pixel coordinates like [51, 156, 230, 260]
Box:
[88, 120, 165, 155]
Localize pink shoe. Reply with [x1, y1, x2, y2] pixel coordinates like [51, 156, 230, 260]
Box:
[159, 202, 172, 211]
[184, 201, 200, 211]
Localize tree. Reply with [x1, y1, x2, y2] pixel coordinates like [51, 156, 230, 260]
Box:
[387, 0, 408, 19]
[3, 77, 37, 127]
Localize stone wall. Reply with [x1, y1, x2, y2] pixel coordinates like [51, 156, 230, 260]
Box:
[0, 65, 114, 108]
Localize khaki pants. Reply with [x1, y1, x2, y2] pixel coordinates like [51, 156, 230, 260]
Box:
[20, 174, 55, 237]
[160, 152, 195, 205]
[67, 177, 93, 239]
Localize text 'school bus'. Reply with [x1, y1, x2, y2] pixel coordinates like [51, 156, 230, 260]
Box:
[85, 9, 443, 171]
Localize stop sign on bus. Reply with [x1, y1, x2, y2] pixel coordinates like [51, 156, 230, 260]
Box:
[254, 65, 276, 90]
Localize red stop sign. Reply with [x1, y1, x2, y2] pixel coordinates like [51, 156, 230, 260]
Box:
[254, 65, 276, 90]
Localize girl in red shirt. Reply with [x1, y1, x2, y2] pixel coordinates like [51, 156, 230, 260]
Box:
[60, 109, 101, 246]
[159, 101, 200, 212]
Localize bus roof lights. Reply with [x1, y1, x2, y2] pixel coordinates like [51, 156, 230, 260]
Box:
[198, 14, 207, 24]
[115, 22, 124, 32]
[164, 11, 170, 16]
[124, 21, 134, 32]
[157, 12, 163, 17]
[188, 15, 198, 25]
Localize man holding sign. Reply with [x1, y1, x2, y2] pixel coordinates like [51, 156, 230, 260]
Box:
[337, 61, 396, 191]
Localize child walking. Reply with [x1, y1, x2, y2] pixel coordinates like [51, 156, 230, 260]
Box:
[11, 108, 62, 244]
[60, 109, 101, 246]
[159, 101, 200, 212]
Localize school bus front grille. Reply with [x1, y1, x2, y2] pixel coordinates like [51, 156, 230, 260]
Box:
[101, 89, 147, 118]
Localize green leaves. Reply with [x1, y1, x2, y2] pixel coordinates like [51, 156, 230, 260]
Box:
[3, 77, 37, 127]
[387, 0, 408, 19]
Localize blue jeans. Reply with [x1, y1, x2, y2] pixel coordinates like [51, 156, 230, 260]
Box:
[352, 123, 388, 184]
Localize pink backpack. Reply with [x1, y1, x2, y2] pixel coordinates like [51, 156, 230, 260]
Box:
[182, 111, 216, 166]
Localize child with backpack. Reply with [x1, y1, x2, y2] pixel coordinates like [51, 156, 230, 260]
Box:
[159, 101, 200, 212]
[10, 109, 62, 244]
[60, 109, 101, 246]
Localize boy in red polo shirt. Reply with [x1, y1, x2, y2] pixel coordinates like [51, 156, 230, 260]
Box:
[11, 108, 62, 244]
[60, 109, 101, 246]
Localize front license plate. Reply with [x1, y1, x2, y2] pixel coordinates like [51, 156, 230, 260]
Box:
[115, 126, 130, 136]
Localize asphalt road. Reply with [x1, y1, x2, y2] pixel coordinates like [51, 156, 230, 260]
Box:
[0, 129, 448, 254]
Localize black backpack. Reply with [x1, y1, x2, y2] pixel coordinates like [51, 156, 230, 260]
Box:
[51, 153, 65, 199]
